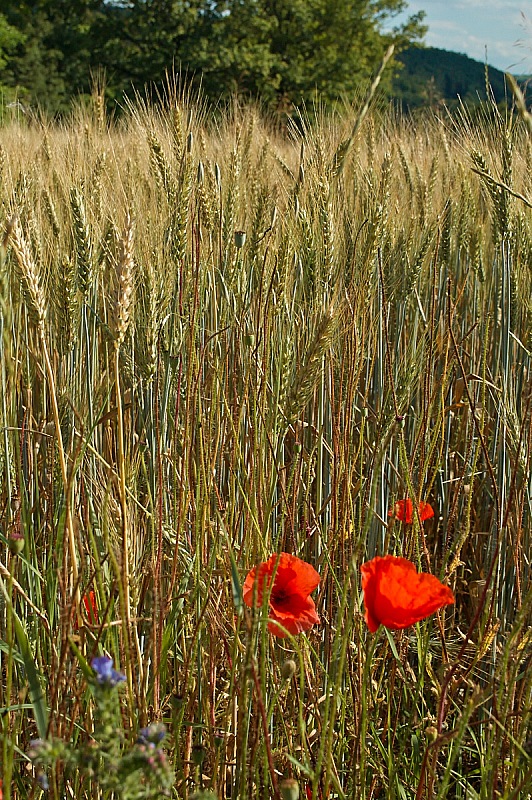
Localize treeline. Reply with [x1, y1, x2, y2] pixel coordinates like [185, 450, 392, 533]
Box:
[394, 47, 509, 110]
[0, 1, 425, 114]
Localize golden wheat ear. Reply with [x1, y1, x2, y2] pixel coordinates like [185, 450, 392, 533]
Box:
[9, 216, 47, 325]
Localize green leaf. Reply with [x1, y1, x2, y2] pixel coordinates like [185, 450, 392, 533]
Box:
[216, 512, 244, 614]
[0, 574, 49, 738]
[229, 545, 244, 616]
[68, 636, 94, 683]
[12, 612, 48, 738]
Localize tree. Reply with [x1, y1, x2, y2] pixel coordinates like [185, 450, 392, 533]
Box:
[2, 1, 106, 111]
[0, 12, 26, 102]
[90, 0, 426, 109]
[191, 0, 426, 107]
[90, 1, 218, 98]
[0, 0, 426, 113]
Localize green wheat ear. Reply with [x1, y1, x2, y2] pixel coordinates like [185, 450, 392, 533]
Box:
[57, 255, 80, 351]
[70, 185, 93, 296]
[286, 309, 337, 424]
[114, 215, 135, 348]
[148, 130, 174, 202]
[42, 187, 60, 239]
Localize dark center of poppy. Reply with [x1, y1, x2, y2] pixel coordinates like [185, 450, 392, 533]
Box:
[271, 587, 290, 606]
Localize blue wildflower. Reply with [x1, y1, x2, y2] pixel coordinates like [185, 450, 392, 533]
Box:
[27, 738, 45, 759]
[137, 722, 167, 745]
[91, 656, 126, 687]
[37, 772, 50, 790]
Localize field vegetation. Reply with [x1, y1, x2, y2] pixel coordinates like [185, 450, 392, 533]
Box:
[0, 84, 531, 799]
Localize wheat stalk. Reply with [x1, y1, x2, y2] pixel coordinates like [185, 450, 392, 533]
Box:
[8, 217, 80, 599]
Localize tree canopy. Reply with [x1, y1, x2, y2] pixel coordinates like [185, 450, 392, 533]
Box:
[0, 0, 426, 113]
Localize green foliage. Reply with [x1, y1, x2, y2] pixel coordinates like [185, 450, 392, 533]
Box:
[0, 12, 25, 103]
[0, 13, 24, 72]
[27, 669, 173, 798]
[1, 0, 425, 112]
[1, 1, 102, 111]
[193, 0, 425, 107]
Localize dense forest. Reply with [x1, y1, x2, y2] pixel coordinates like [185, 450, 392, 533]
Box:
[393, 46, 509, 110]
[0, 1, 425, 114]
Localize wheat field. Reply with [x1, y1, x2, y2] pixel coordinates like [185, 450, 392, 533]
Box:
[0, 88, 531, 799]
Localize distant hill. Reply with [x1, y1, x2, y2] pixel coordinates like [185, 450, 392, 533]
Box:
[392, 46, 509, 110]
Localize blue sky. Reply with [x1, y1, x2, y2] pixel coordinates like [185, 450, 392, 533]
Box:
[392, 1, 532, 73]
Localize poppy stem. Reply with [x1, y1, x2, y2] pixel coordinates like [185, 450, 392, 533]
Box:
[249, 658, 281, 800]
[358, 631, 380, 796]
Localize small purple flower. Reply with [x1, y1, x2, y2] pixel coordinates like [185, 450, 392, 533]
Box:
[27, 739, 46, 763]
[37, 772, 49, 790]
[91, 656, 126, 687]
[137, 722, 167, 745]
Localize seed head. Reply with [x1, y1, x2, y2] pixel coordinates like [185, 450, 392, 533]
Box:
[280, 778, 299, 800]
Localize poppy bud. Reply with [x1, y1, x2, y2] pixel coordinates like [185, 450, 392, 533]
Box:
[281, 659, 297, 681]
[8, 532, 25, 555]
[234, 230, 246, 249]
[280, 778, 300, 800]
[425, 725, 438, 743]
[191, 743, 206, 766]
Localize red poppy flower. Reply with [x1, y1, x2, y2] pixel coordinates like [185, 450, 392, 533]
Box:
[82, 591, 99, 625]
[389, 498, 434, 524]
[360, 555, 454, 633]
[243, 552, 320, 638]
[306, 783, 324, 800]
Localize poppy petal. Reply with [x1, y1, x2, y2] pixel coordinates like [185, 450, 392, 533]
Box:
[361, 555, 454, 632]
[243, 558, 282, 606]
[243, 562, 270, 607]
[83, 591, 99, 624]
[243, 553, 320, 606]
[268, 594, 320, 637]
[418, 501, 435, 521]
[275, 553, 320, 596]
[389, 498, 434, 524]
[393, 499, 414, 523]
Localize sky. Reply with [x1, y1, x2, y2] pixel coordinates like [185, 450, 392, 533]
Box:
[392, 1, 532, 73]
